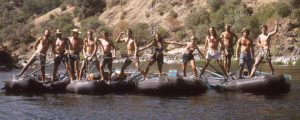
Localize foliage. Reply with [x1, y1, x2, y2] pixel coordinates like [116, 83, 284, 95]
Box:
[156, 27, 169, 39]
[296, 57, 300, 65]
[80, 16, 106, 37]
[184, 7, 210, 29]
[158, 4, 167, 16]
[296, 42, 300, 48]
[289, 0, 300, 9]
[49, 14, 55, 20]
[60, 4, 67, 11]
[207, 0, 224, 11]
[72, 0, 106, 20]
[273, 2, 291, 18]
[292, 8, 300, 21]
[176, 28, 186, 40]
[132, 23, 150, 45]
[21, 0, 61, 16]
[168, 9, 178, 18]
[273, 61, 284, 65]
[113, 20, 129, 36]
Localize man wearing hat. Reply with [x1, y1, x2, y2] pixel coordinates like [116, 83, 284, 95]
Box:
[51, 29, 75, 85]
[68, 28, 83, 80]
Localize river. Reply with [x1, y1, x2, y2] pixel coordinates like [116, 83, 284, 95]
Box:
[0, 63, 299, 119]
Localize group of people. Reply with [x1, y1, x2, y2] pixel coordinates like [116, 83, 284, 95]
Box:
[16, 20, 279, 85]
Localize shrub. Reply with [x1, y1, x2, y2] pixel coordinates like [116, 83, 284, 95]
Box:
[60, 4, 67, 11]
[193, 24, 209, 44]
[156, 27, 169, 39]
[132, 23, 150, 45]
[21, 0, 61, 15]
[296, 42, 300, 48]
[168, 9, 178, 18]
[292, 8, 300, 21]
[73, 0, 106, 20]
[207, 0, 224, 11]
[289, 0, 300, 9]
[295, 57, 300, 65]
[151, 0, 156, 7]
[49, 14, 55, 20]
[274, 61, 284, 65]
[164, 17, 181, 32]
[120, 11, 127, 20]
[80, 16, 104, 37]
[274, 2, 291, 18]
[184, 7, 210, 29]
[176, 28, 186, 40]
[113, 20, 129, 36]
[158, 5, 167, 16]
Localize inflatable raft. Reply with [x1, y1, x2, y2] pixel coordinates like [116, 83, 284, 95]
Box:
[199, 68, 291, 92]
[4, 73, 70, 93]
[137, 70, 207, 95]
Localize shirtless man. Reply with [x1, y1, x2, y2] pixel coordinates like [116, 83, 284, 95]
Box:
[116, 28, 148, 80]
[199, 27, 229, 81]
[166, 36, 205, 79]
[68, 29, 83, 80]
[220, 24, 238, 73]
[79, 30, 101, 79]
[236, 28, 254, 79]
[17, 29, 53, 84]
[51, 29, 75, 84]
[249, 21, 278, 77]
[97, 31, 116, 82]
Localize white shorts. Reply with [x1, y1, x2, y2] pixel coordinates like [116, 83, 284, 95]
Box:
[206, 50, 221, 61]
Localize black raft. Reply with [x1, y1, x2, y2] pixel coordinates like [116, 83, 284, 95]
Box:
[4, 75, 70, 92]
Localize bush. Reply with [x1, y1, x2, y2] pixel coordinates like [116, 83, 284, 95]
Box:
[296, 42, 300, 48]
[21, 0, 62, 15]
[132, 23, 150, 45]
[156, 27, 169, 39]
[113, 20, 129, 36]
[80, 16, 104, 37]
[274, 61, 284, 65]
[184, 7, 210, 29]
[274, 2, 291, 18]
[49, 14, 55, 20]
[207, 0, 224, 11]
[151, 0, 156, 7]
[289, 0, 300, 9]
[296, 57, 300, 65]
[73, 0, 106, 20]
[120, 11, 127, 20]
[60, 4, 67, 11]
[158, 5, 167, 16]
[176, 28, 186, 40]
[168, 9, 178, 18]
[292, 8, 300, 21]
[193, 24, 209, 44]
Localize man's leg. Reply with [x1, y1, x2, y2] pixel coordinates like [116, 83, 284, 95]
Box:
[190, 59, 197, 79]
[199, 60, 210, 78]
[249, 57, 262, 77]
[51, 62, 60, 84]
[18, 56, 36, 76]
[227, 55, 232, 73]
[267, 59, 275, 75]
[40, 58, 46, 84]
[145, 58, 156, 74]
[64, 61, 75, 80]
[94, 60, 102, 80]
[120, 59, 131, 80]
[79, 60, 86, 80]
[181, 61, 188, 77]
[69, 59, 76, 79]
[224, 56, 228, 73]
[135, 61, 148, 79]
[74, 60, 80, 80]
[217, 59, 229, 78]
[157, 63, 163, 77]
[99, 62, 105, 80]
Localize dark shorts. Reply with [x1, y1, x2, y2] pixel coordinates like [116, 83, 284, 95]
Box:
[257, 49, 271, 61]
[225, 47, 234, 57]
[100, 53, 113, 68]
[32, 52, 46, 67]
[69, 53, 80, 61]
[239, 52, 253, 69]
[54, 53, 68, 65]
[151, 53, 163, 64]
[124, 54, 138, 66]
[182, 53, 194, 63]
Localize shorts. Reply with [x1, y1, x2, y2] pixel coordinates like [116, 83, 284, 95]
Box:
[206, 50, 221, 61]
[54, 53, 68, 65]
[225, 47, 234, 57]
[151, 53, 164, 64]
[69, 53, 80, 61]
[182, 53, 194, 63]
[32, 52, 46, 67]
[86, 54, 98, 63]
[100, 53, 113, 68]
[239, 52, 253, 69]
[257, 48, 271, 61]
[124, 54, 138, 65]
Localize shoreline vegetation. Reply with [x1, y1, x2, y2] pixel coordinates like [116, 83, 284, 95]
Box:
[0, 0, 300, 70]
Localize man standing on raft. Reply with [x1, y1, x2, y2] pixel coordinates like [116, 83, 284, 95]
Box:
[166, 35, 205, 79]
[220, 24, 238, 73]
[79, 30, 101, 80]
[68, 29, 83, 80]
[97, 31, 116, 83]
[199, 27, 229, 81]
[235, 28, 254, 79]
[17, 29, 53, 84]
[116, 28, 148, 80]
[249, 20, 279, 77]
[51, 29, 75, 85]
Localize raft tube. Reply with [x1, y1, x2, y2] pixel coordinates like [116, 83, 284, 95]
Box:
[209, 74, 291, 92]
[4, 75, 70, 92]
[137, 76, 207, 95]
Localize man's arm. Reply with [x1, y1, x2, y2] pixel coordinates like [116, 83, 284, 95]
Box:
[235, 39, 241, 61]
[140, 41, 154, 51]
[269, 21, 279, 36]
[34, 37, 43, 50]
[116, 32, 125, 43]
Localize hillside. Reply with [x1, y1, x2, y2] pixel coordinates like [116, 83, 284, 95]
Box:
[1, 0, 300, 65]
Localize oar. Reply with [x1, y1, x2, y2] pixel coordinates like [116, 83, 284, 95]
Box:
[196, 67, 211, 89]
[26, 60, 55, 76]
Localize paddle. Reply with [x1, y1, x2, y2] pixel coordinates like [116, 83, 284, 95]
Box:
[26, 59, 55, 76]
